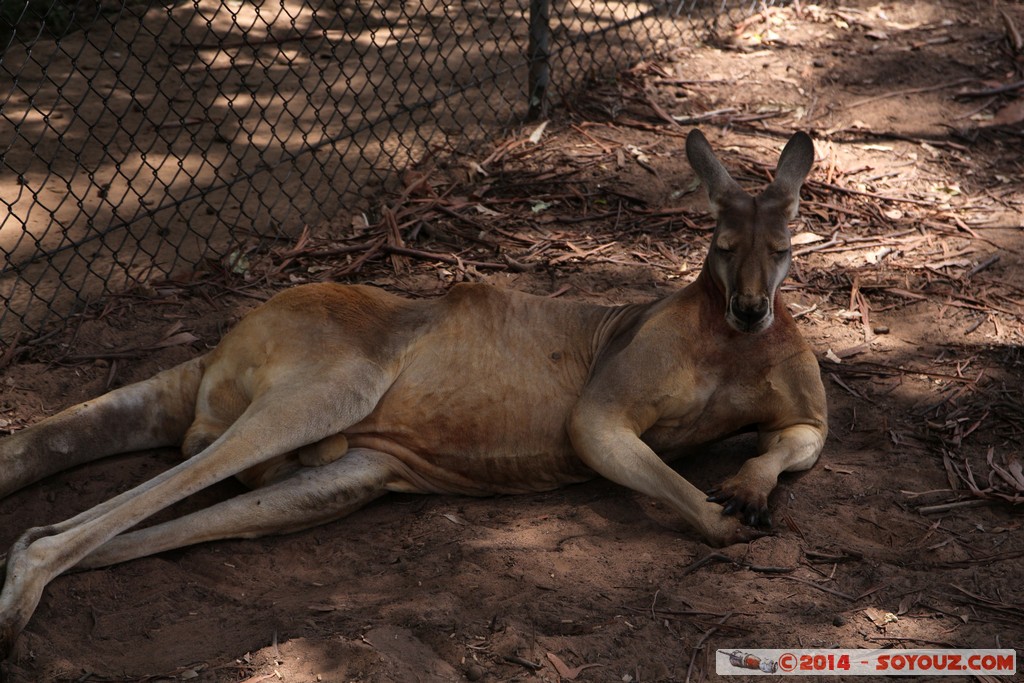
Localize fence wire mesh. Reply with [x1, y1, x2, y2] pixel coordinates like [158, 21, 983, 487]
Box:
[1, 0, 774, 344]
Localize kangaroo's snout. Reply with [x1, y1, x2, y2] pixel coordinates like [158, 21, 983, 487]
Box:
[729, 294, 772, 333]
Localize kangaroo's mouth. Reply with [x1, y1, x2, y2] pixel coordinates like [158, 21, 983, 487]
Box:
[724, 315, 770, 335]
[726, 297, 774, 334]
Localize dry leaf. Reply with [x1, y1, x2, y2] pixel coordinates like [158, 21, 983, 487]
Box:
[1006, 454, 1024, 489]
[896, 593, 919, 616]
[307, 603, 340, 612]
[865, 246, 893, 265]
[626, 144, 651, 165]
[863, 606, 898, 628]
[791, 232, 824, 246]
[151, 332, 200, 349]
[473, 204, 503, 217]
[528, 120, 549, 144]
[546, 652, 601, 680]
[988, 99, 1024, 127]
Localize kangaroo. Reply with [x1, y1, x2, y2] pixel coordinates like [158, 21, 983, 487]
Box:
[0, 130, 826, 659]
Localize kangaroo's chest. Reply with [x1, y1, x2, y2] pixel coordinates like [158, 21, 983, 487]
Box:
[641, 352, 783, 454]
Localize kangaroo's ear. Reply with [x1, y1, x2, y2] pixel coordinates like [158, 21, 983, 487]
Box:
[766, 131, 815, 219]
[685, 129, 744, 218]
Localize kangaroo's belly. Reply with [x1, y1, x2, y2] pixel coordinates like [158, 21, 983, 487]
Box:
[344, 350, 594, 494]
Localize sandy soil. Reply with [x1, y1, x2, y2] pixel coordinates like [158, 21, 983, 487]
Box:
[2, 0, 1023, 681]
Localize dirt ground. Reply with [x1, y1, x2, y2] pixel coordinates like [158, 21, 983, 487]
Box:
[2, 0, 1024, 681]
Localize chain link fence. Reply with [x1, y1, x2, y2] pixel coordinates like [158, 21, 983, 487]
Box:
[0, 0, 775, 344]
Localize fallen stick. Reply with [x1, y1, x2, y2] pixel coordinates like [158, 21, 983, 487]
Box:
[967, 254, 1000, 277]
[956, 79, 1024, 98]
[775, 575, 856, 601]
[382, 244, 514, 271]
[917, 499, 991, 515]
[686, 612, 734, 683]
[849, 77, 975, 108]
[1002, 9, 1024, 53]
[810, 180, 937, 206]
[502, 654, 543, 671]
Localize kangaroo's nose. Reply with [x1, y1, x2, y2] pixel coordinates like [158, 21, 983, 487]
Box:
[730, 295, 770, 330]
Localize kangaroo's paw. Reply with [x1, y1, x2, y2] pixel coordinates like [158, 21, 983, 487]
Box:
[706, 480, 772, 528]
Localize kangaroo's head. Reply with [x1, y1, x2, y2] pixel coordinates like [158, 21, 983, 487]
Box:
[686, 129, 814, 334]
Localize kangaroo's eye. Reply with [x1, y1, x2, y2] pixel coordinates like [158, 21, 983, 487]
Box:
[772, 249, 791, 258]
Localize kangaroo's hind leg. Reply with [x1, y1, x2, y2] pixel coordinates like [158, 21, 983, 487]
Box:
[0, 356, 205, 500]
[76, 447, 407, 570]
[0, 360, 391, 658]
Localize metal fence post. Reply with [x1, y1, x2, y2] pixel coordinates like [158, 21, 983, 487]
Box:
[527, 0, 551, 120]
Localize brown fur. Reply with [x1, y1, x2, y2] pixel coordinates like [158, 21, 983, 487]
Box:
[0, 130, 826, 660]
